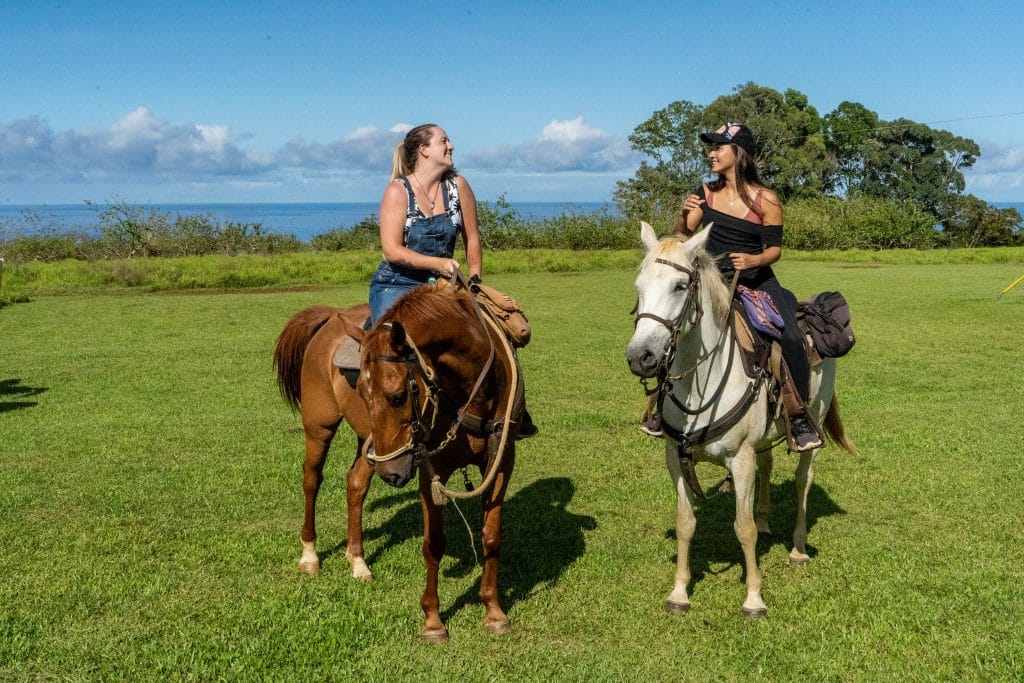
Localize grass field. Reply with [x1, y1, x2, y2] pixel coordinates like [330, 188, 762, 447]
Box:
[2, 259, 1023, 680]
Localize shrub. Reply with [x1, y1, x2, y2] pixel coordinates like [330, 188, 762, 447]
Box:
[312, 215, 381, 251]
[786, 196, 937, 250]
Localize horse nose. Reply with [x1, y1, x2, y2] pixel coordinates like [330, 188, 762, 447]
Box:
[379, 470, 407, 488]
[628, 348, 659, 377]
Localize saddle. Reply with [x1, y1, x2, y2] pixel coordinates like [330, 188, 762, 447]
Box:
[332, 318, 370, 388]
[730, 300, 823, 450]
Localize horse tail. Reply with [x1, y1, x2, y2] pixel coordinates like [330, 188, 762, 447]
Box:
[823, 392, 857, 455]
[273, 306, 339, 411]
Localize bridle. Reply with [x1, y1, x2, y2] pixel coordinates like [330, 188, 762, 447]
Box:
[634, 253, 755, 446]
[363, 279, 499, 468]
[633, 256, 706, 374]
[364, 325, 444, 466]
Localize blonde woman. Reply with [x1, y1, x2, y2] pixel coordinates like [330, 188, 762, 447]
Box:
[368, 124, 482, 323]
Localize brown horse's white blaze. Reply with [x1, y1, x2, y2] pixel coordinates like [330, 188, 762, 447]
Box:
[626, 222, 855, 617]
[274, 285, 519, 642]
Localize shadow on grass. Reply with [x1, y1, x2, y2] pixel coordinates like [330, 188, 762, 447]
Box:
[440, 476, 597, 622]
[318, 487, 421, 566]
[0, 378, 47, 412]
[664, 479, 845, 590]
[320, 475, 596, 623]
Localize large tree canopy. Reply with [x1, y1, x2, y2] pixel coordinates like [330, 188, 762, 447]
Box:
[615, 82, 1014, 246]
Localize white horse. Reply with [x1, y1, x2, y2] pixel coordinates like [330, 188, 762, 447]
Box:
[626, 222, 854, 617]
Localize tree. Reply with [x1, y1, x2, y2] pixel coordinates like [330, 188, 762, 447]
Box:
[937, 194, 1021, 247]
[619, 83, 1011, 247]
[823, 101, 880, 194]
[854, 118, 979, 220]
[613, 100, 706, 223]
[614, 83, 836, 219]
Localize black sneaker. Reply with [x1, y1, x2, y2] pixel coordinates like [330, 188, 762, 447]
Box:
[790, 416, 822, 452]
[640, 412, 664, 438]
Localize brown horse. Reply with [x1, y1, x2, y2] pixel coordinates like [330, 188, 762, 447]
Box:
[273, 284, 520, 642]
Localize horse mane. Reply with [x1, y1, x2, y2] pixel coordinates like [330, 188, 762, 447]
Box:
[643, 235, 732, 326]
[367, 284, 482, 352]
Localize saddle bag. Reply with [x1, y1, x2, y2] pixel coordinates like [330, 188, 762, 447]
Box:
[471, 282, 531, 347]
[799, 291, 855, 358]
[737, 285, 784, 340]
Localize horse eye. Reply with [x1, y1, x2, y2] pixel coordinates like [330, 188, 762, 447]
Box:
[388, 391, 407, 407]
[674, 281, 688, 292]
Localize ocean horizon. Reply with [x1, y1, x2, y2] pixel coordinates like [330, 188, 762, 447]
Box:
[1, 200, 1020, 244]
[0, 201, 617, 243]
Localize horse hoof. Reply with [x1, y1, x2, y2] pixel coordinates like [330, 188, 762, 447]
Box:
[485, 620, 511, 635]
[742, 606, 768, 619]
[421, 627, 449, 644]
[789, 553, 810, 566]
[665, 600, 691, 615]
[299, 561, 321, 575]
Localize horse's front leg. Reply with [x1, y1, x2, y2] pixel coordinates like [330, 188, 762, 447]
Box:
[790, 448, 817, 565]
[418, 468, 448, 643]
[479, 446, 515, 635]
[755, 447, 773, 538]
[299, 425, 336, 574]
[731, 444, 767, 617]
[665, 444, 696, 613]
[344, 439, 374, 580]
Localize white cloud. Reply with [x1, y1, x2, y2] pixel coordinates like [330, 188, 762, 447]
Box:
[0, 112, 639, 201]
[0, 107, 271, 177]
[463, 116, 642, 173]
[274, 126, 405, 171]
[964, 141, 1024, 200]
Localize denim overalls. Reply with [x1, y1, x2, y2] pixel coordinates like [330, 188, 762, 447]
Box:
[368, 176, 462, 323]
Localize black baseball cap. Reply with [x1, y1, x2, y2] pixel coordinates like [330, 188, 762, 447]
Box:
[700, 123, 758, 156]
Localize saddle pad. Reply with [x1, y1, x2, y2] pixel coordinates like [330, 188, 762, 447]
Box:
[331, 335, 361, 370]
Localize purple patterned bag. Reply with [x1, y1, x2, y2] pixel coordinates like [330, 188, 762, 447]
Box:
[737, 285, 784, 339]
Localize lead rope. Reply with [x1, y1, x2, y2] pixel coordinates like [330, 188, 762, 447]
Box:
[422, 307, 518, 507]
[421, 275, 521, 568]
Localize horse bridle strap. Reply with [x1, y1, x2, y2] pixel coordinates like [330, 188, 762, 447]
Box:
[633, 258, 703, 333]
[366, 331, 440, 463]
[365, 295, 500, 464]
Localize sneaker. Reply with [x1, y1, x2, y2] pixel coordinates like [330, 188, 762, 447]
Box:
[640, 412, 664, 438]
[516, 410, 538, 440]
[790, 416, 822, 451]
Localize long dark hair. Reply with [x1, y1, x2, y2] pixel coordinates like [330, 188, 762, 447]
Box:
[707, 144, 766, 220]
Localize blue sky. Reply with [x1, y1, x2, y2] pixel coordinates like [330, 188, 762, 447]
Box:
[2, 1, 1023, 205]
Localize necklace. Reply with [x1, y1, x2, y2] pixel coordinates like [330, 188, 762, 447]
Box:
[411, 173, 440, 211]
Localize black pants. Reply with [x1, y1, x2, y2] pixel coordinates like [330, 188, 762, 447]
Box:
[744, 272, 810, 404]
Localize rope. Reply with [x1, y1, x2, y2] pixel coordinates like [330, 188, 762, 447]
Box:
[426, 308, 519, 506]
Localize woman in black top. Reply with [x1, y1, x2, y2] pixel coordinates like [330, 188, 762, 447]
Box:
[665, 123, 820, 451]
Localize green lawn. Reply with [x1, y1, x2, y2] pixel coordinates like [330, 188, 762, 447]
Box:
[1, 261, 1022, 680]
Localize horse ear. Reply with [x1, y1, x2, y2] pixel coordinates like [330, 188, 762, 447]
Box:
[389, 321, 407, 350]
[684, 224, 711, 253]
[640, 221, 660, 252]
[339, 316, 365, 344]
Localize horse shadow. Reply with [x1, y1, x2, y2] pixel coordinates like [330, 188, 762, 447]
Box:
[440, 476, 596, 621]
[320, 474, 596, 622]
[665, 479, 845, 589]
[0, 378, 47, 413]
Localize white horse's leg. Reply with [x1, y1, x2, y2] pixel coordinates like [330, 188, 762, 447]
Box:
[731, 444, 767, 617]
[754, 447, 773, 537]
[790, 448, 817, 564]
[665, 446, 696, 613]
